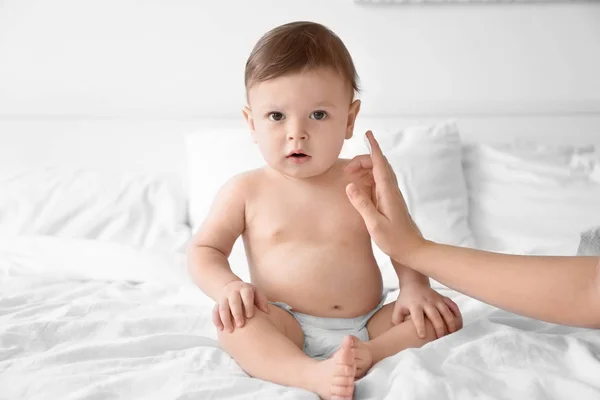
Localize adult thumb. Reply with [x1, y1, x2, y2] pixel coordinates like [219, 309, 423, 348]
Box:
[346, 183, 383, 229]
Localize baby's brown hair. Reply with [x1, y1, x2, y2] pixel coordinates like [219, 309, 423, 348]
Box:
[245, 21, 359, 98]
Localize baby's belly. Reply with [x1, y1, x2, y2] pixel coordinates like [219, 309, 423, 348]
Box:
[249, 242, 384, 318]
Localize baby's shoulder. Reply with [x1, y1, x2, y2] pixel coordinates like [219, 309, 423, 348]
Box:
[217, 168, 267, 198]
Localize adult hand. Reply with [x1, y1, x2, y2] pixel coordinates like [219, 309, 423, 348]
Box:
[344, 131, 427, 264]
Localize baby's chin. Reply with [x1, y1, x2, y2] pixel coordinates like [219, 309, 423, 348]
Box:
[269, 161, 337, 180]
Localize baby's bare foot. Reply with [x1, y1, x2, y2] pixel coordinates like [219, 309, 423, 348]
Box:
[312, 335, 356, 399]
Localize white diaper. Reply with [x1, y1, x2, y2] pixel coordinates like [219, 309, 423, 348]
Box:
[270, 293, 388, 360]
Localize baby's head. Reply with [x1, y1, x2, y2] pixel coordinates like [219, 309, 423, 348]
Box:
[243, 21, 361, 179]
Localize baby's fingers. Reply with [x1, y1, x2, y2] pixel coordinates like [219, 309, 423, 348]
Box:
[392, 302, 409, 325]
[444, 297, 463, 330]
[409, 305, 426, 338]
[219, 301, 234, 332]
[240, 287, 255, 318]
[255, 289, 270, 314]
[424, 303, 446, 338]
[228, 293, 245, 329]
[436, 301, 457, 334]
[212, 303, 224, 331]
[444, 296, 461, 317]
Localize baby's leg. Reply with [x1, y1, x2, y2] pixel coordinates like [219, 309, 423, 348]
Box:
[218, 304, 356, 400]
[367, 302, 438, 361]
[353, 303, 452, 378]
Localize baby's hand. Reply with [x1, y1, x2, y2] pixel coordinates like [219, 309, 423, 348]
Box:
[392, 283, 462, 339]
[213, 280, 270, 332]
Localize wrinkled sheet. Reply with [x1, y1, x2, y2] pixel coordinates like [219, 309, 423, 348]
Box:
[1, 236, 599, 399]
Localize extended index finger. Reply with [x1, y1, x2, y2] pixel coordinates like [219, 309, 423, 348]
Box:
[365, 131, 394, 187]
[344, 130, 384, 174]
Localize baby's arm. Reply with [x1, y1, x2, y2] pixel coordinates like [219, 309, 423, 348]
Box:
[187, 176, 246, 300]
[393, 259, 430, 287]
[187, 174, 269, 332]
[392, 216, 429, 286]
[392, 257, 461, 339]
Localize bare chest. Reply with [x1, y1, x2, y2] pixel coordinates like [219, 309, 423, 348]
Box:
[247, 186, 369, 245]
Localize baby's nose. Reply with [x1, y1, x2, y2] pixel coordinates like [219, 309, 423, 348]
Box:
[287, 131, 307, 140]
[287, 120, 308, 140]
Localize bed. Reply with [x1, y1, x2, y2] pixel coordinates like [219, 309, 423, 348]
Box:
[1, 114, 600, 399]
[2, 1, 600, 397]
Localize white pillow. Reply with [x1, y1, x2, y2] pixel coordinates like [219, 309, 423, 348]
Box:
[186, 120, 473, 288]
[577, 226, 600, 256]
[463, 142, 600, 255]
[0, 234, 209, 305]
[186, 129, 265, 233]
[0, 168, 190, 252]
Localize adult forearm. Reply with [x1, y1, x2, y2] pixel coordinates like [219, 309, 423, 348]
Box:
[187, 246, 242, 301]
[403, 242, 600, 328]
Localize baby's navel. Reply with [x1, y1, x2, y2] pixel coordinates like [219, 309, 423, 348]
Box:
[332, 305, 341, 310]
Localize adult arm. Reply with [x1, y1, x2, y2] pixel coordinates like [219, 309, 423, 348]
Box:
[345, 131, 600, 329]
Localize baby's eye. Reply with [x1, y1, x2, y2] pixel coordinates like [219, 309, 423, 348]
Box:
[310, 111, 327, 120]
[268, 112, 285, 122]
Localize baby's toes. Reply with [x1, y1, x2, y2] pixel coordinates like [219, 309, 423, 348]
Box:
[331, 367, 354, 400]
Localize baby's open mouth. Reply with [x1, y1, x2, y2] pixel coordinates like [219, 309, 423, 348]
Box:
[286, 151, 311, 164]
[287, 149, 309, 157]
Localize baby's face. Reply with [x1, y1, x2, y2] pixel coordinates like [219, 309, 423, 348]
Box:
[244, 67, 359, 179]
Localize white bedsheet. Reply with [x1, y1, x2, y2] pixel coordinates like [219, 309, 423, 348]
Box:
[1, 236, 599, 400]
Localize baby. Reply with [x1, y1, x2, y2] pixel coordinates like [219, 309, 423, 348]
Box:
[187, 21, 462, 400]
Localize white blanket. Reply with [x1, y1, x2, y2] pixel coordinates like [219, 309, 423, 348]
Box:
[1, 236, 599, 400]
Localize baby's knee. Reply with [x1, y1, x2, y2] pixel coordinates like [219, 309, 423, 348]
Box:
[402, 315, 437, 345]
[216, 309, 269, 341]
[420, 318, 438, 344]
[593, 258, 600, 328]
[411, 317, 438, 345]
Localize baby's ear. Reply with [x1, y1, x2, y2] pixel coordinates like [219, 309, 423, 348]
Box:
[242, 106, 257, 142]
[346, 99, 361, 139]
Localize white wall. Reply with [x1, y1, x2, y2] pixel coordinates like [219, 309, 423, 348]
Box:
[1, 0, 599, 118]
